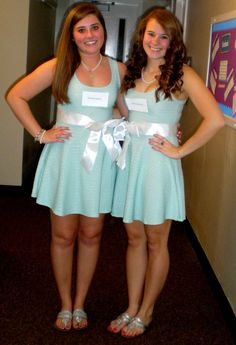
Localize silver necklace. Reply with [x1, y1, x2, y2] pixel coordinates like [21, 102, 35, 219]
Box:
[81, 54, 103, 78]
[141, 67, 157, 84]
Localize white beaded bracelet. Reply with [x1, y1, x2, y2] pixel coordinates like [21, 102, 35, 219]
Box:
[34, 128, 46, 144]
[39, 129, 46, 144]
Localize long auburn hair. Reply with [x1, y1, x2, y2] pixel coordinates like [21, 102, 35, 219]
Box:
[121, 6, 188, 101]
[52, 2, 107, 104]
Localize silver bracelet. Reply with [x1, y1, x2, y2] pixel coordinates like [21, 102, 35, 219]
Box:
[34, 128, 46, 144]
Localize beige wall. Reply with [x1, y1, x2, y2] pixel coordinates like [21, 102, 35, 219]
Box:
[182, 0, 236, 314]
[0, 0, 29, 185]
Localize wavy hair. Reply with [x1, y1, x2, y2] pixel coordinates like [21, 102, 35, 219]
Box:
[121, 6, 187, 101]
[52, 2, 107, 104]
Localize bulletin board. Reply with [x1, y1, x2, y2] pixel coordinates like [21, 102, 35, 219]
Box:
[207, 10, 236, 129]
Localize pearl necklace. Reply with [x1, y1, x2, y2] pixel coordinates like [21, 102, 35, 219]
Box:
[141, 67, 158, 84]
[81, 54, 103, 78]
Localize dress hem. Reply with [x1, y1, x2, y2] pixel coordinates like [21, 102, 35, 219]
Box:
[33, 197, 111, 218]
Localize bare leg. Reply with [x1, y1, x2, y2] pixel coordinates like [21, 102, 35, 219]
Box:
[122, 220, 172, 337]
[73, 214, 105, 329]
[125, 221, 148, 316]
[108, 221, 147, 333]
[50, 212, 79, 330]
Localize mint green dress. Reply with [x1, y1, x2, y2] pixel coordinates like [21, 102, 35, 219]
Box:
[111, 89, 187, 225]
[32, 57, 121, 217]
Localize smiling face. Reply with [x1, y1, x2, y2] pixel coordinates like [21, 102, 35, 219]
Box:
[72, 14, 105, 56]
[143, 18, 170, 61]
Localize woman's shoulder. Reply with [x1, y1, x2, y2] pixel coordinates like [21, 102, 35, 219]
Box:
[182, 63, 202, 82]
[181, 63, 212, 100]
[107, 56, 126, 71]
[34, 57, 57, 76]
[106, 56, 126, 82]
[43, 57, 57, 70]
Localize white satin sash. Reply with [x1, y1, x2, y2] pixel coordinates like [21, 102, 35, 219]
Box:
[117, 121, 177, 169]
[57, 110, 126, 172]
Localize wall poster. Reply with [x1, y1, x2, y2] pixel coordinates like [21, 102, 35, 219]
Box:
[207, 10, 236, 129]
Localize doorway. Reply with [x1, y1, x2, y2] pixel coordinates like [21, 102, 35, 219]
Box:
[94, 1, 142, 62]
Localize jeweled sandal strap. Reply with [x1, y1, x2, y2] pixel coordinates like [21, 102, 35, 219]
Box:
[57, 310, 72, 326]
[73, 309, 87, 322]
[117, 313, 132, 325]
[127, 317, 146, 331]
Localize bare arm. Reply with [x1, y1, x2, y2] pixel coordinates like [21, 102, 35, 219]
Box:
[149, 64, 225, 158]
[115, 92, 128, 119]
[6, 58, 71, 143]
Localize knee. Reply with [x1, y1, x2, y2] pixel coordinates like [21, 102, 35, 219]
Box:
[147, 238, 161, 253]
[52, 231, 76, 248]
[127, 232, 146, 248]
[79, 227, 102, 246]
[147, 236, 168, 254]
[146, 223, 170, 254]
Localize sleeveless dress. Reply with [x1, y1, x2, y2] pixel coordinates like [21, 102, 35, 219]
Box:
[111, 89, 187, 225]
[32, 57, 121, 217]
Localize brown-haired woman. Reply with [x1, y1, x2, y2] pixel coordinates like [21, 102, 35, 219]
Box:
[108, 6, 224, 338]
[6, 1, 126, 332]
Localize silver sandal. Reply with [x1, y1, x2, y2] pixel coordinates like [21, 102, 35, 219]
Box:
[72, 309, 88, 330]
[121, 316, 147, 338]
[54, 310, 72, 332]
[107, 313, 132, 333]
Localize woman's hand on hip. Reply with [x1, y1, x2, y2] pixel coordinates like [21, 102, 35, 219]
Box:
[149, 134, 182, 159]
[41, 126, 72, 144]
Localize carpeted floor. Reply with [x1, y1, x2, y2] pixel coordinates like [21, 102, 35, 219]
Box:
[0, 187, 235, 345]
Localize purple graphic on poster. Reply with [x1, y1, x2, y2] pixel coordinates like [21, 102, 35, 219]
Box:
[207, 17, 236, 119]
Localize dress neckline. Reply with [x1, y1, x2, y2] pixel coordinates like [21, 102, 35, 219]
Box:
[130, 89, 187, 102]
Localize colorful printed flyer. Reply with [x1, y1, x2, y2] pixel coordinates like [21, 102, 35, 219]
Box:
[207, 10, 236, 128]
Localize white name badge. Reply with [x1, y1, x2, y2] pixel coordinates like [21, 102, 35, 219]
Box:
[125, 97, 148, 113]
[82, 91, 109, 107]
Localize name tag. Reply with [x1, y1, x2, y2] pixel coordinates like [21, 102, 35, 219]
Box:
[82, 91, 109, 107]
[125, 97, 148, 113]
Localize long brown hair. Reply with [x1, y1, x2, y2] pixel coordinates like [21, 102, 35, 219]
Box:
[121, 6, 187, 101]
[52, 2, 107, 104]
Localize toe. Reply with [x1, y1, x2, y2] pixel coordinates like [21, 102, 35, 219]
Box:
[107, 321, 122, 333]
[121, 316, 146, 338]
[72, 309, 88, 330]
[54, 310, 72, 331]
[73, 318, 88, 330]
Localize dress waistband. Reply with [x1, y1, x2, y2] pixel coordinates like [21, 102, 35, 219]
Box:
[57, 109, 126, 172]
[117, 121, 177, 169]
[57, 110, 106, 128]
[126, 121, 177, 137]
